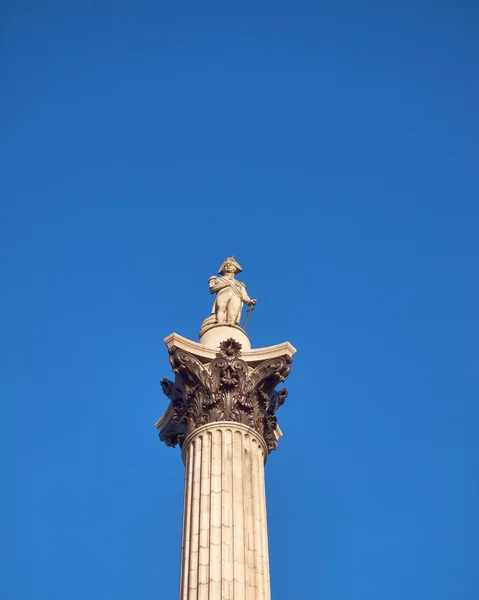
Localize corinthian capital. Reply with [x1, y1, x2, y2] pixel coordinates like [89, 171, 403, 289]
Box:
[156, 336, 294, 454]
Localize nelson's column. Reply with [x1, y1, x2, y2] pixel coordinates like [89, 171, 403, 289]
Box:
[156, 257, 296, 600]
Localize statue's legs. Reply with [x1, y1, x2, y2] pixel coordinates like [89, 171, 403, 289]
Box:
[215, 297, 229, 323]
[226, 295, 241, 324]
[216, 294, 241, 324]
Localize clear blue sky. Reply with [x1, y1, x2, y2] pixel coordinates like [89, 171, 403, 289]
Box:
[2, 1, 478, 598]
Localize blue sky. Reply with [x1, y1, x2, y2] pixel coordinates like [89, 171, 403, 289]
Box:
[1, 1, 478, 598]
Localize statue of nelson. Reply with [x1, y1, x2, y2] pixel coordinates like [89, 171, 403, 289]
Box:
[199, 257, 257, 337]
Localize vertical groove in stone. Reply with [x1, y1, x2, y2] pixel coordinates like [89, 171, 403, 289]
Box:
[188, 436, 202, 597]
[198, 432, 211, 599]
[183, 441, 195, 599]
[252, 438, 264, 600]
[244, 433, 256, 599]
[231, 431, 235, 597]
[258, 444, 271, 599]
[250, 436, 258, 600]
[187, 440, 197, 598]
[208, 430, 213, 598]
[208, 428, 222, 599]
[221, 428, 233, 600]
[233, 430, 245, 598]
[180, 443, 193, 600]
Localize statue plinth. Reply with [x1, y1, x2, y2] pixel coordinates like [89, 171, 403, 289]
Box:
[199, 323, 251, 350]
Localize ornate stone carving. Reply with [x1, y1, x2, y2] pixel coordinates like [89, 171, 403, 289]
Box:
[158, 338, 292, 453]
[218, 338, 242, 358]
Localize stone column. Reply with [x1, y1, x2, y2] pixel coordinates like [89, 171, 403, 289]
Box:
[180, 422, 270, 600]
[156, 328, 295, 600]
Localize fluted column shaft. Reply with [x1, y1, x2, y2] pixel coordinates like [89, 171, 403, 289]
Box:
[179, 422, 270, 600]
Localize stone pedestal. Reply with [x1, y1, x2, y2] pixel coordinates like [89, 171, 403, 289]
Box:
[157, 332, 295, 600]
[199, 323, 251, 351]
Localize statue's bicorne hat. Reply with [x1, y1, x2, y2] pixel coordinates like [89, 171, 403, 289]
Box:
[218, 256, 243, 275]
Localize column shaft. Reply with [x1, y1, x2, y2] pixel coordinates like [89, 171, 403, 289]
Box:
[179, 422, 270, 600]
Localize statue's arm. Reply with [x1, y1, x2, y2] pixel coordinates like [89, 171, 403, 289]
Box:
[209, 276, 229, 294]
[240, 283, 257, 306]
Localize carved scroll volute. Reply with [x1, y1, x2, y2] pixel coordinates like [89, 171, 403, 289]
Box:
[244, 356, 292, 398]
[169, 346, 212, 393]
[230, 359, 249, 394]
[209, 357, 228, 392]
